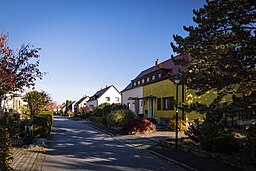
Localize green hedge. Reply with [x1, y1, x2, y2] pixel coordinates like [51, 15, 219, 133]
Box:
[89, 116, 107, 126]
[107, 109, 135, 127]
[33, 113, 53, 138]
[39, 111, 54, 126]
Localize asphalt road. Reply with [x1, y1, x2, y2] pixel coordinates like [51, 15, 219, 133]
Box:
[42, 115, 181, 171]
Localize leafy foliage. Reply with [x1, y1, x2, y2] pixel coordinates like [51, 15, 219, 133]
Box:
[168, 116, 187, 131]
[0, 112, 13, 170]
[243, 124, 256, 165]
[0, 33, 43, 104]
[107, 109, 135, 127]
[171, 0, 256, 96]
[23, 90, 52, 118]
[185, 118, 201, 143]
[33, 113, 53, 138]
[121, 118, 156, 135]
[199, 120, 238, 154]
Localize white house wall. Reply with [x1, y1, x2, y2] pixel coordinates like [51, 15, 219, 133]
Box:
[98, 86, 121, 106]
[122, 86, 143, 114]
[86, 100, 98, 108]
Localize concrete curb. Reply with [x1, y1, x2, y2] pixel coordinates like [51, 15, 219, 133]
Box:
[84, 120, 199, 171]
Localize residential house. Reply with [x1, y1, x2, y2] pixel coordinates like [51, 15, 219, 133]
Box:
[87, 85, 121, 109]
[122, 82, 143, 115]
[122, 54, 226, 122]
[74, 96, 90, 114]
[1, 91, 26, 114]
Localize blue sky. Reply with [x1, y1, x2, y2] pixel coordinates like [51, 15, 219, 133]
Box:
[0, 0, 205, 104]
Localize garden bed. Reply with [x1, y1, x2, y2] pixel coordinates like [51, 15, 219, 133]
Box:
[159, 138, 255, 171]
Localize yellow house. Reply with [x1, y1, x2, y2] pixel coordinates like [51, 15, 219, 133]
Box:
[123, 54, 235, 122]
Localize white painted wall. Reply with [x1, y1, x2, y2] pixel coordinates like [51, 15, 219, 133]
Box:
[98, 86, 121, 106]
[122, 86, 143, 114]
[86, 100, 98, 109]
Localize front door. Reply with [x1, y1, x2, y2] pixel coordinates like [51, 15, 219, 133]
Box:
[148, 99, 154, 118]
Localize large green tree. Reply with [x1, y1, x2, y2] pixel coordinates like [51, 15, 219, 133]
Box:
[171, 0, 256, 97]
[24, 90, 51, 118]
[172, 0, 256, 154]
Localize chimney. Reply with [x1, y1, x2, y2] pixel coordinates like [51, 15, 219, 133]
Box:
[155, 59, 160, 65]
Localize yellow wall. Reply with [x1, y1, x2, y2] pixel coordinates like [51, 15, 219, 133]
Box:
[143, 79, 233, 121]
[143, 79, 180, 120]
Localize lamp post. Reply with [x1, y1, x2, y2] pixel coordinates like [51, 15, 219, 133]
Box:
[174, 73, 181, 149]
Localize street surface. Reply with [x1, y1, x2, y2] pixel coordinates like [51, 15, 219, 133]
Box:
[42, 116, 181, 171]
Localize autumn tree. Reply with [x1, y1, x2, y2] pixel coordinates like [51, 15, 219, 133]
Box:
[0, 33, 43, 110]
[0, 33, 43, 170]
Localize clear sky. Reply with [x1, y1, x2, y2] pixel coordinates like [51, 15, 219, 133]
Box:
[0, 0, 205, 104]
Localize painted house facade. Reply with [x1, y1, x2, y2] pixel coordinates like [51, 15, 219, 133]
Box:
[74, 96, 90, 113]
[122, 54, 224, 122]
[87, 85, 121, 109]
[121, 83, 143, 115]
[1, 91, 25, 114]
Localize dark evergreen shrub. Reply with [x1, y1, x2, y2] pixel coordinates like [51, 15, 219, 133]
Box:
[185, 118, 201, 143]
[199, 121, 238, 154]
[243, 124, 256, 165]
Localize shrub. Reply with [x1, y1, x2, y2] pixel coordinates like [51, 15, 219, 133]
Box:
[75, 112, 91, 119]
[168, 116, 187, 131]
[107, 109, 135, 127]
[185, 118, 201, 143]
[111, 104, 123, 111]
[89, 116, 107, 126]
[67, 111, 74, 117]
[199, 121, 238, 154]
[121, 118, 156, 135]
[91, 105, 112, 117]
[243, 124, 256, 165]
[39, 111, 54, 126]
[33, 114, 52, 138]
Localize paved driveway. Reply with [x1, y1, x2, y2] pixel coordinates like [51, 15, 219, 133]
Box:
[42, 116, 181, 171]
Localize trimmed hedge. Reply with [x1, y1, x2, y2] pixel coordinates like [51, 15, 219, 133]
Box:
[33, 113, 53, 138]
[107, 109, 135, 127]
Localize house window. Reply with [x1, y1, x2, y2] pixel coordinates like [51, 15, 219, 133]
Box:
[115, 97, 120, 102]
[105, 97, 110, 101]
[147, 77, 150, 82]
[157, 98, 161, 110]
[158, 73, 161, 78]
[134, 82, 136, 86]
[138, 80, 140, 85]
[142, 79, 145, 84]
[152, 75, 155, 80]
[162, 97, 174, 110]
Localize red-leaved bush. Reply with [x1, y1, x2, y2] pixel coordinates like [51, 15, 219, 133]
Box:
[121, 118, 156, 135]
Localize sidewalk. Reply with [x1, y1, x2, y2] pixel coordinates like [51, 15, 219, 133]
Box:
[11, 146, 47, 171]
[84, 120, 243, 171]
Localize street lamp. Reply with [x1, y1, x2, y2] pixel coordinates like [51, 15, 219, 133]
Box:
[174, 73, 181, 149]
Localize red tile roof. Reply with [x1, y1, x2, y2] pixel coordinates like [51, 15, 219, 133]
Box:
[134, 54, 190, 80]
